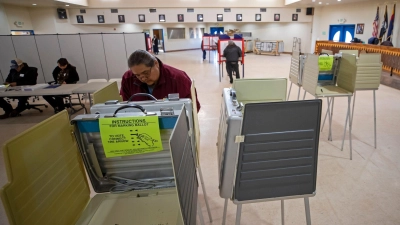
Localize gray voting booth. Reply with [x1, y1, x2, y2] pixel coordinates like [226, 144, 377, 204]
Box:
[217, 85, 322, 225]
[1, 104, 199, 224]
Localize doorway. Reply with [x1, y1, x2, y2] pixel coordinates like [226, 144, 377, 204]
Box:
[210, 27, 224, 35]
[152, 29, 165, 52]
[329, 25, 355, 43]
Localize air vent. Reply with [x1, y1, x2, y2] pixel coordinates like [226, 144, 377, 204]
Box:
[80, 9, 86, 13]
[260, 8, 266, 12]
[224, 8, 231, 12]
[111, 9, 118, 13]
[149, 8, 156, 13]
[187, 8, 194, 12]
[296, 8, 301, 12]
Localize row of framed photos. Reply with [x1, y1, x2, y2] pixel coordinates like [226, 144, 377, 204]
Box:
[76, 13, 300, 23]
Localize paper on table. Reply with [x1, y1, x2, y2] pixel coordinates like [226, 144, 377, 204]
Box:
[318, 56, 334, 71]
[99, 116, 163, 158]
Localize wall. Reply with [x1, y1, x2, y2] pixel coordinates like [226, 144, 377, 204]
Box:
[0, 4, 10, 35]
[312, 1, 400, 50]
[29, 8, 57, 34]
[86, 0, 285, 8]
[3, 4, 33, 31]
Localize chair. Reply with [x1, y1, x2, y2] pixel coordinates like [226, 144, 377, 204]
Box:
[82, 79, 109, 104]
[339, 49, 359, 56]
[302, 53, 356, 159]
[26, 96, 48, 113]
[321, 49, 333, 55]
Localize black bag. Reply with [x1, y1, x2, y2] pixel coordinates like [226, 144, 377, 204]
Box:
[368, 37, 379, 45]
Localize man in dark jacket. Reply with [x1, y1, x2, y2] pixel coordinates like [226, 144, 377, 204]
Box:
[0, 58, 38, 119]
[120, 50, 200, 111]
[223, 40, 242, 84]
[43, 58, 79, 113]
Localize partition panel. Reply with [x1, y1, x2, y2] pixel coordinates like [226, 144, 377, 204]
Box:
[102, 34, 128, 79]
[58, 35, 88, 83]
[0, 36, 16, 82]
[124, 33, 146, 57]
[80, 34, 109, 80]
[12, 36, 46, 83]
[35, 35, 62, 82]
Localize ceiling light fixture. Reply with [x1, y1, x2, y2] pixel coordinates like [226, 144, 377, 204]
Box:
[338, 0, 341, 1]
[319, 2, 322, 4]
[32, 3, 37, 5]
[66, 5, 70, 6]
[312, 0, 315, 2]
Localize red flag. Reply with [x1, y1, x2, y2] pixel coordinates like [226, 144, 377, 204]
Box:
[372, 6, 379, 37]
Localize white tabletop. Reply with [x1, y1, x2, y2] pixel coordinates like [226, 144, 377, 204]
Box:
[0, 84, 85, 97]
[72, 82, 111, 94]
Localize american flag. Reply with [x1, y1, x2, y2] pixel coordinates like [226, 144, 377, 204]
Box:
[372, 6, 379, 37]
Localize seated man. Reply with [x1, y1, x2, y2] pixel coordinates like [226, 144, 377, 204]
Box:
[120, 50, 200, 111]
[43, 58, 79, 113]
[0, 58, 37, 119]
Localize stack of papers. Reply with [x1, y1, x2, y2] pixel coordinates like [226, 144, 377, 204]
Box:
[20, 83, 49, 91]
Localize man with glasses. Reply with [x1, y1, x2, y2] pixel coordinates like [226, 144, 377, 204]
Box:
[120, 50, 200, 111]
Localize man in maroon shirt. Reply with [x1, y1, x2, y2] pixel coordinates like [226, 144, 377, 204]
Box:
[120, 50, 201, 111]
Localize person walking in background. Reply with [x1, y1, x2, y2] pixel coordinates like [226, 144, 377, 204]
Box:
[152, 35, 159, 55]
[201, 40, 206, 61]
[223, 40, 242, 84]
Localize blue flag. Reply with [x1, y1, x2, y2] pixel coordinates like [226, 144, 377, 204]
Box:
[379, 5, 388, 43]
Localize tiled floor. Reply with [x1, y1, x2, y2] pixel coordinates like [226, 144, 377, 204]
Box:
[1, 50, 400, 225]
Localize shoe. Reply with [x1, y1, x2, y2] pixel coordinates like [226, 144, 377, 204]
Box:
[230, 80, 233, 84]
[0, 112, 10, 119]
[10, 110, 20, 117]
[236, 77, 240, 79]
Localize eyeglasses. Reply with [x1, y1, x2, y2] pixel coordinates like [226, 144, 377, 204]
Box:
[133, 66, 153, 79]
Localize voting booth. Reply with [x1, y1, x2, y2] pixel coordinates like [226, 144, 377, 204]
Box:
[217, 78, 322, 225]
[1, 102, 200, 224]
[202, 35, 219, 63]
[217, 38, 245, 82]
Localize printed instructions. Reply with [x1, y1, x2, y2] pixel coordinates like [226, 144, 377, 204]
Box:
[99, 116, 163, 158]
[318, 55, 334, 71]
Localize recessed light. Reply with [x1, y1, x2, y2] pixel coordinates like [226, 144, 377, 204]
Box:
[338, 0, 341, 1]
[312, 0, 315, 2]
[32, 3, 37, 5]
[66, 5, 69, 6]
[326, 2, 329, 4]
[319, 2, 322, 4]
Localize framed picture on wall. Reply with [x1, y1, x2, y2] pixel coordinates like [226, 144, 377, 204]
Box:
[159, 14, 166, 22]
[217, 14, 223, 21]
[138, 14, 145, 22]
[236, 14, 242, 21]
[118, 15, 125, 23]
[274, 14, 280, 21]
[356, 23, 364, 34]
[292, 14, 298, 21]
[178, 14, 184, 22]
[197, 14, 203, 22]
[76, 15, 84, 23]
[97, 15, 105, 23]
[255, 14, 261, 21]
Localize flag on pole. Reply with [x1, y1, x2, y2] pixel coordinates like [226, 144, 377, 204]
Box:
[378, 5, 388, 43]
[387, 4, 396, 41]
[372, 6, 380, 37]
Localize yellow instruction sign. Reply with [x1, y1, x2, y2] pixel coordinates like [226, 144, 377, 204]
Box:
[99, 116, 163, 158]
[318, 56, 334, 71]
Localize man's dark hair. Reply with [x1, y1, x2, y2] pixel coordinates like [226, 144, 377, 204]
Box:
[128, 50, 156, 68]
[57, 58, 69, 66]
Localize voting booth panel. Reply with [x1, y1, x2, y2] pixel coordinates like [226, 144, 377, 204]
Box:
[12, 36, 46, 83]
[102, 34, 129, 79]
[35, 35, 62, 82]
[80, 34, 109, 81]
[1, 106, 198, 225]
[0, 36, 16, 82]
[58, 35, 89, 83]
[124, 33, 147, 58]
